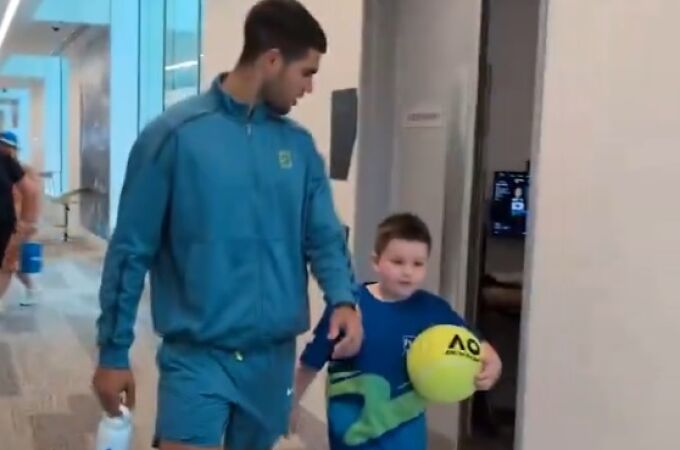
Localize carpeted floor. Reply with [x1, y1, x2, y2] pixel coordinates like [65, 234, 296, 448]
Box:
[0, 238, 161, 450]
[0, 236, 312, 450]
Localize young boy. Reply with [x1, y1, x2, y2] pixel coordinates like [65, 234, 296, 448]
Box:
[291, 213, 502, 450]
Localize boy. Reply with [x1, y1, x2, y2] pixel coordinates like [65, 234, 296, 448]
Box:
[292, 213, 502, 450]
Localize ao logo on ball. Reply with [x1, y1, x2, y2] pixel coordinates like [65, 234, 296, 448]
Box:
[406, 324, 483, 403]
[445, 333, 481, 363]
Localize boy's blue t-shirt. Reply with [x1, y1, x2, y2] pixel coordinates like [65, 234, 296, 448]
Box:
[300, 283, 473, 450]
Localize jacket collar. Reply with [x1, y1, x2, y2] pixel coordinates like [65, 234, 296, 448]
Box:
[210, 72, 280, 123]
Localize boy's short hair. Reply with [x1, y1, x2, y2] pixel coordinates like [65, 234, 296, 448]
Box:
[239, 0, 327, 64]
[374, 213, 432, 256]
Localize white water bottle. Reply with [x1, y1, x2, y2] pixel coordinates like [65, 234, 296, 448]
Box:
[95, 405, 133, 450]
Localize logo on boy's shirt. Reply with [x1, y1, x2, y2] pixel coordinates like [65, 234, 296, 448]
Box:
[403, 336, 416, 355]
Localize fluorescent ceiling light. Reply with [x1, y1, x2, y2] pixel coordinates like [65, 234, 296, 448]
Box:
[165, 60, 198, 71]
[0, 0, 21, 52]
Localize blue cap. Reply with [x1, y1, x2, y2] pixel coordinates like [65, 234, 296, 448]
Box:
[0, 131, 18, 148]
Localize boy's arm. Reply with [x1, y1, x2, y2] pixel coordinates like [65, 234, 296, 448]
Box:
[290, 363, 321, 435]
[296, 308, 334, 400]
[436, 299, 503, 390]
[293, 364, 319, 405]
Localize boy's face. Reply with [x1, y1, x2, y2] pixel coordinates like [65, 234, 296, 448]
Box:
[373, 238, 429, 300]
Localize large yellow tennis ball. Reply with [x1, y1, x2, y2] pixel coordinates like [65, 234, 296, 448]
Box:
[407, 324, 482, 403]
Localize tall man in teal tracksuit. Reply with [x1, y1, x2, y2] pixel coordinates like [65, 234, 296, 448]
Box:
[92, 2, 363, 449]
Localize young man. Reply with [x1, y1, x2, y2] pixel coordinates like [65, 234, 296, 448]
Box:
[92, 1, 362, 449]
[291, 213, 503, 450]
[0, 131, 41, 305]
[0, 131, 40, 311]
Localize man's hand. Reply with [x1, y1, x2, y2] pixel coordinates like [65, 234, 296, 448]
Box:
[475, 342, 502, 391]
[92, 367, 136, 416]
[328, 305, 363, 359]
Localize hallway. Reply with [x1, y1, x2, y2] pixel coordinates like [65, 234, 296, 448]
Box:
[0, 234, 514, 450]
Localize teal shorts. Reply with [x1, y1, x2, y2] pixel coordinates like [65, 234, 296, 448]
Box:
[154, 339, 296, 449]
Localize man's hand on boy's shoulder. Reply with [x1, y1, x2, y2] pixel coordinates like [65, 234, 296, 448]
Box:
[328, 303, 363, 359]
[475, 342, 503, 391]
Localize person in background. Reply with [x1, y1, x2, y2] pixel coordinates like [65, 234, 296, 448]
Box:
[0, 131, 40, 312]
[0, 131, 42, 306]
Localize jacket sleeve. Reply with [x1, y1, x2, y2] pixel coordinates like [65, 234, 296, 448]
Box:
[299, 307, 334, 370]
[96, 129, 177, 369]
[304, 138, 357, 308]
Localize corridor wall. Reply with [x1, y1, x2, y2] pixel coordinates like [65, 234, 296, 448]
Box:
[517, 1, 680, 449]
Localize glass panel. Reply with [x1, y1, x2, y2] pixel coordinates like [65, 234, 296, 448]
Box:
[164, 0, 202, 108]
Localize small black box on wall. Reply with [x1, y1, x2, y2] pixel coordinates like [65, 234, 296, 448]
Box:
[329, 88, 358, 181]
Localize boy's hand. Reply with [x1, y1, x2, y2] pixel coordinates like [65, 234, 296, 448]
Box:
[475, 342, 502, 391]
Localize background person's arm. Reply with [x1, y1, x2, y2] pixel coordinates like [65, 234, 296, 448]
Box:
[4, 155, 39, 236]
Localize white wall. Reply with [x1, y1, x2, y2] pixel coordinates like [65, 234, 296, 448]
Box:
[63, 42, 81, 194]
[29, 83, 45, 171]
[518, 1, 680, 449]
[62, 29, 86, 230]
[202, 0, 364, 428]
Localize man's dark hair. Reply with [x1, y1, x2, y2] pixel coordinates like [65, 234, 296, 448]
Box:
[239, 0, 327, 65]
[374, 213, 432, 256]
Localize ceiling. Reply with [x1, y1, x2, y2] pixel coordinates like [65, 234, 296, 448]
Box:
[1, 0, 81, 56]
[0, 0, 84, 88]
